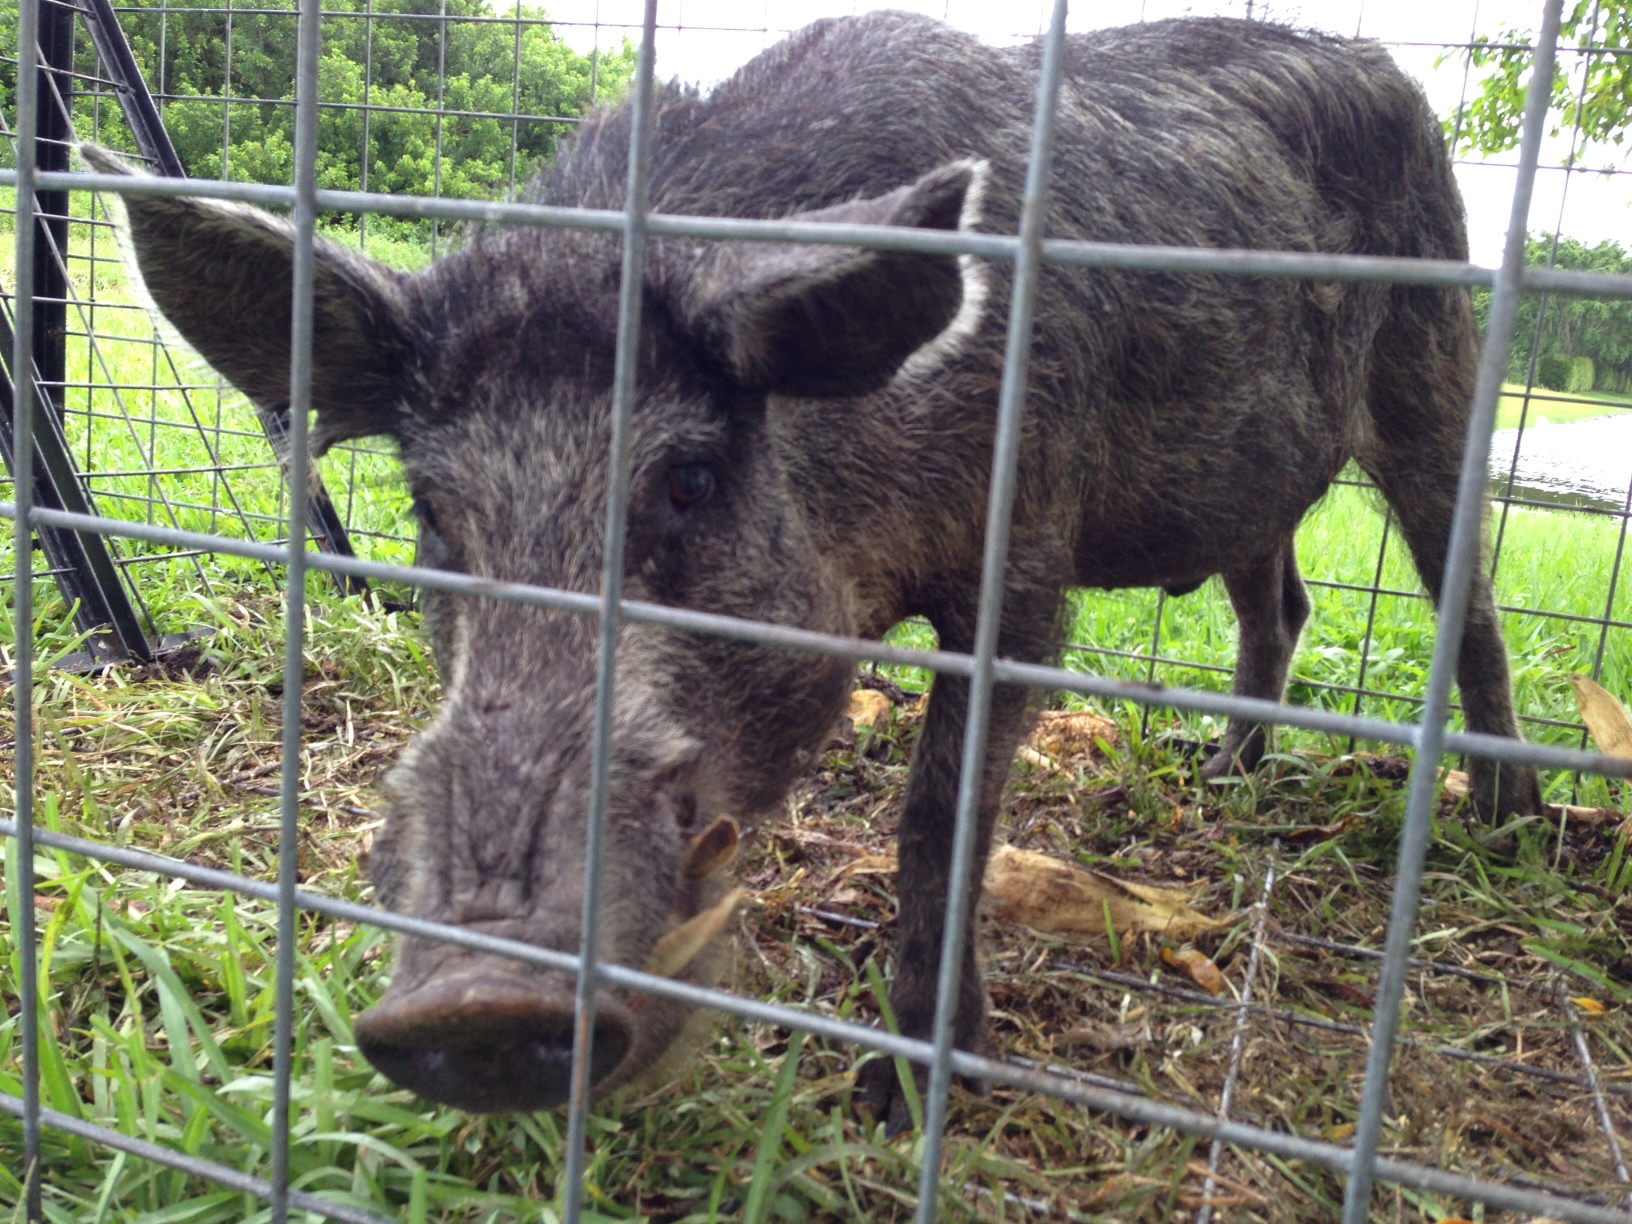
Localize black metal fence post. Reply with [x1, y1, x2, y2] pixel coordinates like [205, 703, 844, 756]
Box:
[32, 0, 72, 422]
[0, 313, 154, 663]
[73, 0, 372, 599]
[0, 0, 154, 665]
[0, 5, 153, 664]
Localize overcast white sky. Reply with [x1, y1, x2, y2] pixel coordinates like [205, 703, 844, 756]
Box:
[536, 1, 1630, 267]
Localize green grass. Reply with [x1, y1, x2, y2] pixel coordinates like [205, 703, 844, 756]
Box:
[6, 600, 1632, 1222]
[0, 600, 1135, 1223]
[1496, 382, 1632, 429]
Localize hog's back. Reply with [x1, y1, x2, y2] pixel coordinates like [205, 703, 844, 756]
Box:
[548, 11, 1468, 617]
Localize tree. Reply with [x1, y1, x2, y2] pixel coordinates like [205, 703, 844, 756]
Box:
[1451, 1, 1632, 167]
[3, 0, 635, 213]
[1476, 233, 1632, 392]
[138, 0, 635, 198]
[1452, 5, 1632, 394]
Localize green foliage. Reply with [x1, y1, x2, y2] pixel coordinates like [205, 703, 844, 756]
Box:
[1532, 352, 1599, 392]
[1536, 352, 1572, 391]
[1449, 0, 1632, 167]
[9, 0, 635, 208]
[1475, 232, 1632, 393]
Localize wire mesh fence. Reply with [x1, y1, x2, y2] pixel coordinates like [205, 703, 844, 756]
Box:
[0, 0, 1628, 747]
[5, 0, 1632, 1220]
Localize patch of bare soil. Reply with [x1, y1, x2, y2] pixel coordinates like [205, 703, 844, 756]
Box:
[731, 685, 1632, 1222]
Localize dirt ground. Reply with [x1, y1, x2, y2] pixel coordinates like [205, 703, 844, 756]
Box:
[728, 682, 1632, 1220]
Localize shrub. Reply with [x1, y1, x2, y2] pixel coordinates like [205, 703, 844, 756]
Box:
[1536, 352, 1573, 390]
[1566, 355, 1596, 393]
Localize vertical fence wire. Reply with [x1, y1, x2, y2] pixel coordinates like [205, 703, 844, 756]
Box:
[913, 2, 1070, 1216]
[1589, 480, 1632, 683]
[1194, 856, 1277, 1224]
[1456, 6, 1631, 778]
[508, 0, 524, 200]
[1346, 509, 1392, 742]
[1341, 2, 1566, 1218]
[1559, 982, 1632, 1192]
[221, 0, 233, 180]
[559, 3, 659, 1220]
[267, 0, 323, 1216]
[358, 0, 373, 250]
[9, 0, 43, 1212]
[1490, 0, 1601, 583]
[432, 0, 447, 258]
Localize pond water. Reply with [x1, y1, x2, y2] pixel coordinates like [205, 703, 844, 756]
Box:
[1487, 411, 1632, 510]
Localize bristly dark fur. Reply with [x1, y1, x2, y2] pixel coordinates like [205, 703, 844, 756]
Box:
[92, 11, 1541, 1127]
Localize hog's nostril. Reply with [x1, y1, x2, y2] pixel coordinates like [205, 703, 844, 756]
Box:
[354, 972, 633, 1113]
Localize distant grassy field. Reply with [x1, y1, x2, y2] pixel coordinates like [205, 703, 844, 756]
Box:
[890, 475, 1629, 808]
[1496, 382, 1632, 429]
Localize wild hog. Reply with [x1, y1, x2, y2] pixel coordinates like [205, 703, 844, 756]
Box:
[89, 10, 1541, 1133]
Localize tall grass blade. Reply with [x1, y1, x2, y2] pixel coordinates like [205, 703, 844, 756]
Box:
[742, 1028, 807, 1224]
[864, 958, 923, 1135]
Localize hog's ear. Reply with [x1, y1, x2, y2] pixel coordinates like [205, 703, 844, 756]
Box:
[82, 145, 417, 450]
[675, 159, 986, 398]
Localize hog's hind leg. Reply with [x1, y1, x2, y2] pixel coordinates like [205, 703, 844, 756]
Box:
[1199, 536, 1310, 781]
[1359, 285, 1541, 819]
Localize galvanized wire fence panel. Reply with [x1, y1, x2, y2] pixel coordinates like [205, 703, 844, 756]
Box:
[5, 0, 1632, 1221]
[0, 0, 1628, 740]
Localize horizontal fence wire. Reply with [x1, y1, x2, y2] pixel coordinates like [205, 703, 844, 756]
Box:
[9, 497, 1632, 781]
[0, 1094, 396, 1224]
[6, 0, 1632, 1220]
[13, 164, 1632, 299]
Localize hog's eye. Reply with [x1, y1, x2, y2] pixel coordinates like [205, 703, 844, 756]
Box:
[667, 464, 716, 510]
[673, 792, 698, 831]
[412, 497, 440, 533]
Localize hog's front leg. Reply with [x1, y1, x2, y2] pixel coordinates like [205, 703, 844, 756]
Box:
[859, 590, 1055, 1135]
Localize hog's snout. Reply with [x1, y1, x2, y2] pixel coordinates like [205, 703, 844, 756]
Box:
[354, 965, 633, 1112]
